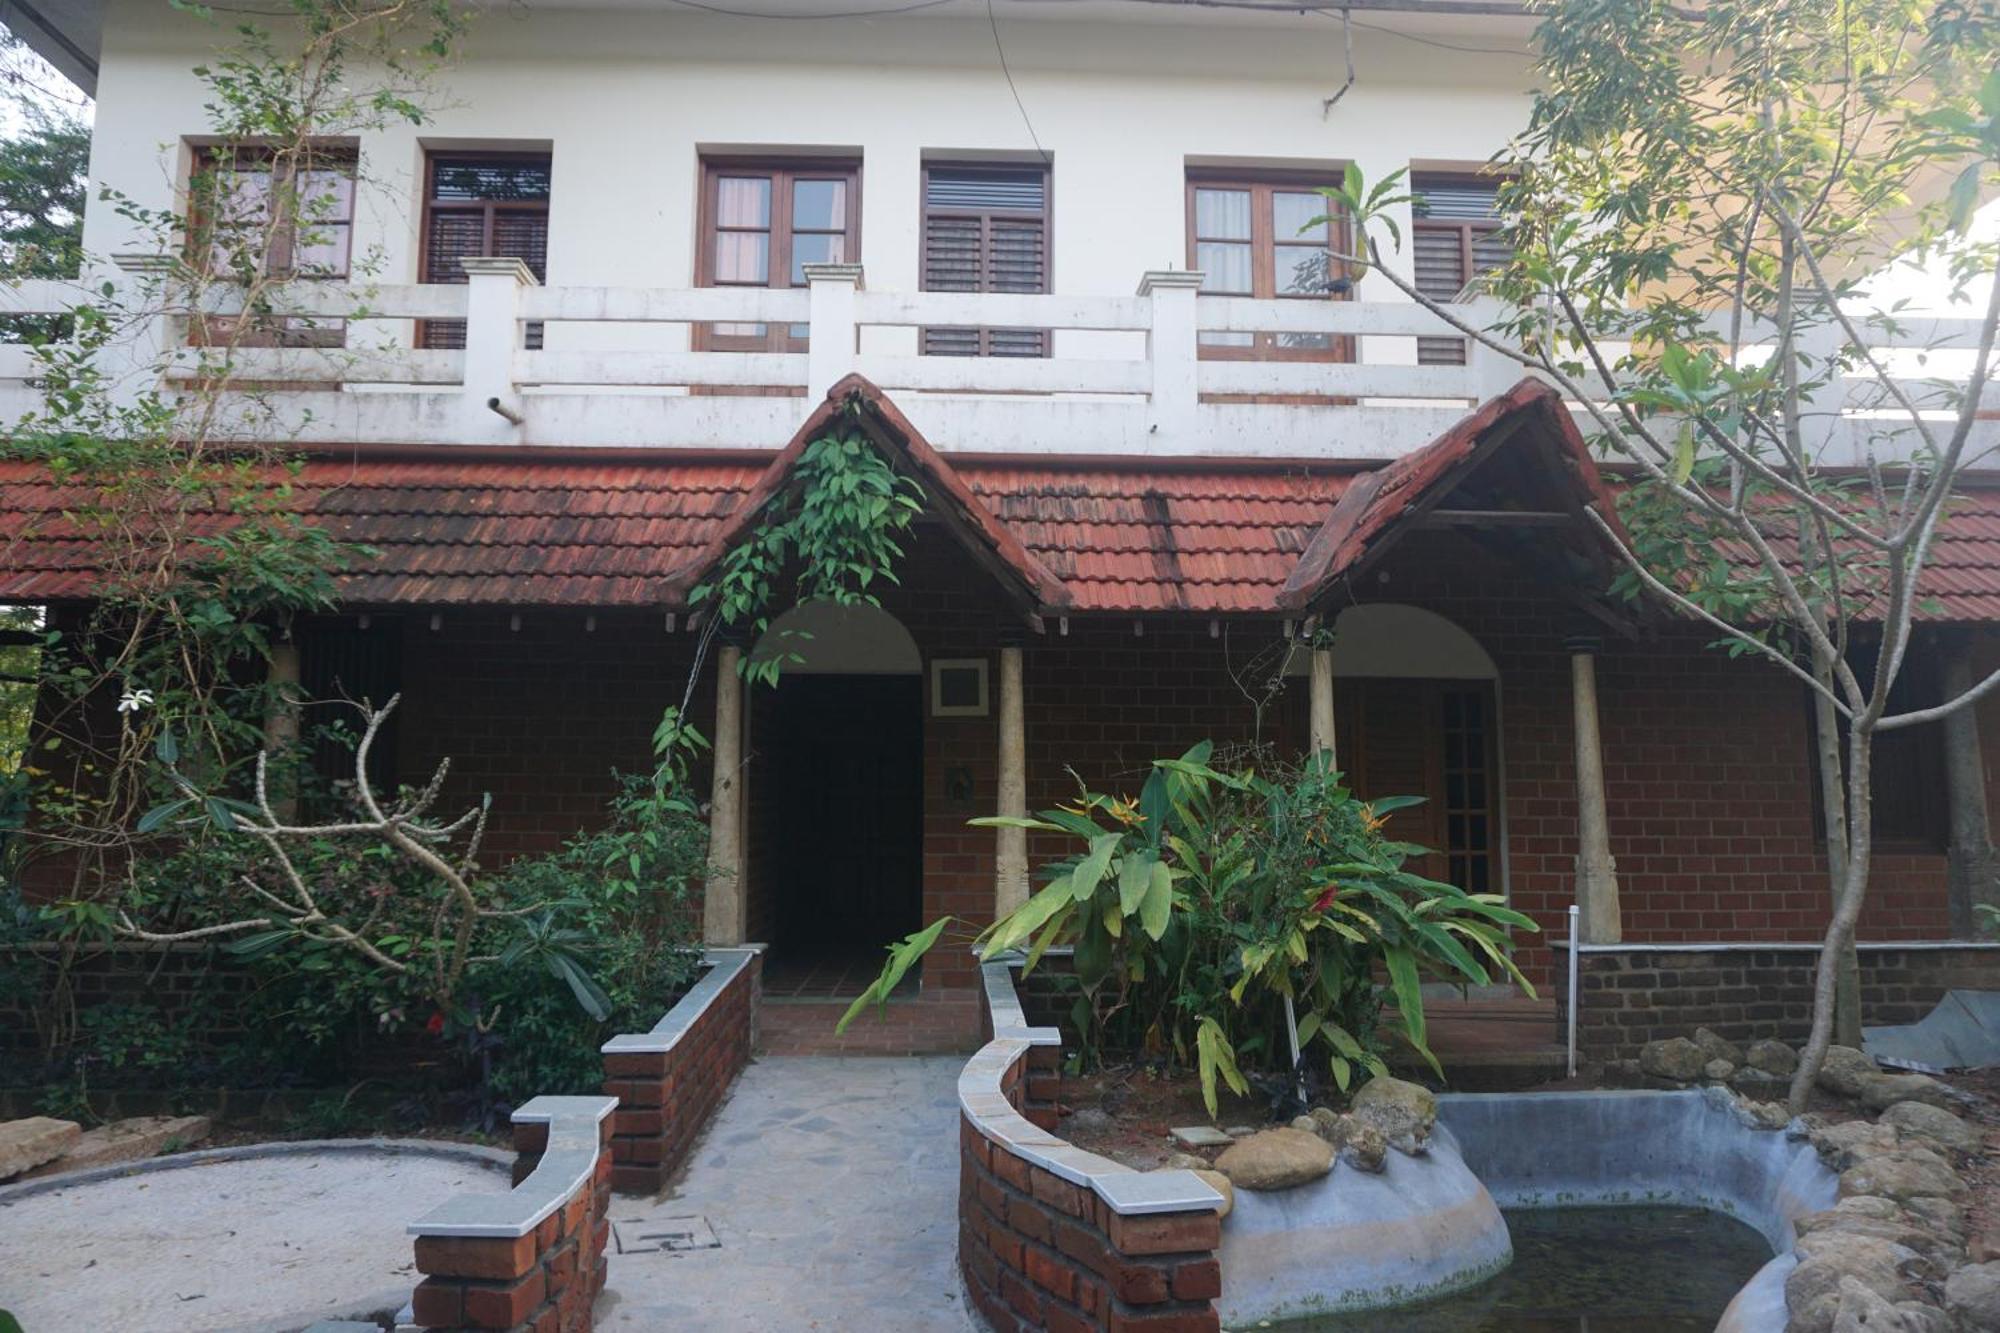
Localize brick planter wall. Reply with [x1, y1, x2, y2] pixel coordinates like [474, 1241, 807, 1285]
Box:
[962, 963, 1223, 1333]
[1556, 941, 2000, 1062]
[599, 946, 761, 1194]
[411, 1095, 615, 1333]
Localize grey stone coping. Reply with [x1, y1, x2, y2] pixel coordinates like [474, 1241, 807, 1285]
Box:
[600, 945, 764, 1056]
[407, 1095, 616, 1240]
[1552, 937, 2000, 954]
[0, 1137, 510, 1206]
[960, 961, 1222, 1219]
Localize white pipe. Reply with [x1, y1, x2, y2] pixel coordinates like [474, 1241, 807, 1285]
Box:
[1283, 993, 1306, 1105]
[1566, 903, 1581, 1078]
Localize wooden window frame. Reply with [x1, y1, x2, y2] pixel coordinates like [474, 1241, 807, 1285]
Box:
[1184, 167, 1355, 364]
[918, 159, 1052, 358]
[1411, 171, 1508, 366]
[694, 155, 862, 354]
[416, 149, 553, 351]
[187, 143, 357, 349]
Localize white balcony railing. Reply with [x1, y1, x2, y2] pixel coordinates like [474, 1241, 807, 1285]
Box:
[0, 255, 1991, 463]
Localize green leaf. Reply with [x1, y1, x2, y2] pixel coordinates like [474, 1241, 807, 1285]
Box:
[1070, 832, 1122, 903]
[1117, 850, 1154, 916]
[1195, 1017, 1248, 1120]
[135, 798, 191, 834]
[1948, 161, 1983, 234]
[1138, 860, 1173, 940]
[1385, 946, 1441, 1078]
[838, 917, 950, 1033]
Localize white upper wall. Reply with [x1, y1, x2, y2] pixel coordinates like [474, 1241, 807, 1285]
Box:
[81, 0, 1535, 309]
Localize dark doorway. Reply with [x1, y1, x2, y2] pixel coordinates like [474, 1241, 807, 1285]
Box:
[767, 674, 924, 988]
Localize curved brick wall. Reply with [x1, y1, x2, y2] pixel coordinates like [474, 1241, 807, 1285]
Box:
[961, 962, 1224, 1333]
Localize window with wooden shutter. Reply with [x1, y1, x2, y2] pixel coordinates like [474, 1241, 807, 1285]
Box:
[920, 164, 1049, 358]
[1331, 677, 1500, 893]
[1184, 170, 1354, 365]
[695, 158, 860, 353]
[419, 153, 552, 351]
[188, 144, 356, 348]
[1411, 174, 1510, 367]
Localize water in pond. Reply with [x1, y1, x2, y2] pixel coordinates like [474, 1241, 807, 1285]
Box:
[1276, 1205, 1772, 1332]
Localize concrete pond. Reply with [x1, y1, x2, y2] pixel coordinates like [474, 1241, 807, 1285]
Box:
[0, 1139, 510, 1333]
[1216, 1087, 1837, 1330]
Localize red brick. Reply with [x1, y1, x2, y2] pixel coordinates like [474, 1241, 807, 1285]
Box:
[409, 1278, 463, 1328]
[413, 1233, 537, 1281]
[1107, 1209, 1221, 1257]
[461, 1270, 545, 1328]
[1000, 1267, 1044, 1322]
[1025, 1245, 1076, 1301]
[1106, 1258, 1171, 1304]
[1108, 1307, 1222, 1333]
[1172, 1257, 1222, 1301]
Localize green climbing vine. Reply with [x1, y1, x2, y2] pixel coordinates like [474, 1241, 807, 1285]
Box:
[689, 424, 925, 689]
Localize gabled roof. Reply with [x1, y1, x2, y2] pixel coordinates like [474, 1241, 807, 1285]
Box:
[1278, 378, 1633, 612]
[665, 374, 1071, 616]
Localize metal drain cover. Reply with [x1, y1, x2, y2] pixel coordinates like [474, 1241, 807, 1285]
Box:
[613, 1216, 721, 1255]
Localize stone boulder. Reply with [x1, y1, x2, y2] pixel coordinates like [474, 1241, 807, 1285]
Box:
[0, 1117, 80, 1181]
[1828, 1277, 1950, 1333]
[1748, 1038, 1800, 1076]
[1795, 1202, 1962, 1268]
[1787, 1232, 1927, 1332]
[1811, 1119, 1901, 1169]
[1819, 1046, 1882, 1098]
[1731, 1065, 1792, 1096]
[1639, 1036, 1706, 1083]
[1214, 1128, 1335, 1192]
[1341, 1118, 1387, 1173]
[1306, 1105, 1343, 1145]
[1839, 1147, 1967, 1203]
[1694, 1027, 1745, 1066]
[21, 1115, 210, 1181]
[1857, 1073, 1956, 1114]
[1905, 1197, 1967, 1241]
[1166, 1151, 1210, 1171]
[1737, 1098, 1793, 1131]
[1704, 1058, 1737, 1082]
[1879, 1102, 1983, 1158]
[1350, 1076, 1437, 1156]
[1946, 1262, 2000, 1332]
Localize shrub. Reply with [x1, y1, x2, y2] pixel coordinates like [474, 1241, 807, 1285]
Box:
[846, 743, 1538, 1115]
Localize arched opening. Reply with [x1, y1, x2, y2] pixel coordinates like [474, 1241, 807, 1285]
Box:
[749, 602, 924, 991]
[1326, 604, 1507, 899]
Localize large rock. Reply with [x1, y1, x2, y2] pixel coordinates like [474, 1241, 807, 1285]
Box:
[1704, 1058, 1737, 1083]
[1694, 1027, 1745, 1066]
[1214, 1127, 1335, 1192]
[1748, 1038, 1801, 1076]
[1879, 1102, 1983, 1157]
[1350, 1076, 1436, 1156]
[1787, 1232, 1927, 1332]
[1829, 1277, 1950, 1333]
[1819, 1046, 1882, 1098]
[1732, 1065, 1793, 1096]
[1340, 1118, 1387, 1173]
[1839, 1147, 1967, 1203]
[1947, 1262, 2000, 1331]
[1811, 1119, 1902, 1169]
[0, 1117, 80, 1180]
[1857, 1073, 1956, 1114]
[1639, 1036, 1707, 1083]
[1905, 1196, 1967, 1241]
[1794, 1204, 1962, 1268]
[1306, 1105, 1343, 1145]
[22, 1115, 211, 1180]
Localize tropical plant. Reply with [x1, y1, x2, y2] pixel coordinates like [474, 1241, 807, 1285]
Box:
[843, 743, 1537, 1116]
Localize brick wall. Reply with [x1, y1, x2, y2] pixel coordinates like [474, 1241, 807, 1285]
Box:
[412, 1105, 614, 1332]
[1556, 942, 2000, 1062]
[959, 1045, 1222, 1333]
[600, 950, 759, 1194]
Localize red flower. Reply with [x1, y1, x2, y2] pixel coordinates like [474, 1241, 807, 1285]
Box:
[1311, 886, 1339, 914]
[426, 1011, 446, 1036]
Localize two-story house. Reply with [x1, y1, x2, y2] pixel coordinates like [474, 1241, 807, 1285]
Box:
[7, 0, 2000, 1055]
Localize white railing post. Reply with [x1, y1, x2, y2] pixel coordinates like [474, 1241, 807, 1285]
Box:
[803, 263, 863, 398]
[459, 256, 535, 441]
[107, 254, 183, 413]
[1140, 270, 1203, 444]
[1463, 298, 1523, 402]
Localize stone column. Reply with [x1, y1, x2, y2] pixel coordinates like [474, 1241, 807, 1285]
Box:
[1943, 642, 2000, 937]
[704, 644, 747, 945]
[1308, 645, 1337, 764]
[996, 645, 1029, 918]
[1568, 637, 1622, 944]
[262, 640, 303, 822]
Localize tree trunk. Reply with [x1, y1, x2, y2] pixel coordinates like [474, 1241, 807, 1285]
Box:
[1811, 651, 1864, 1047]
[1789, 727, 1874, 1113]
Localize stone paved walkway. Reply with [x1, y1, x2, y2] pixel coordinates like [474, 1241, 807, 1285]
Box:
[597, 1054, 980, 1332]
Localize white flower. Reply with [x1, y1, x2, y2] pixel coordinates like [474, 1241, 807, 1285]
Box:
[117, 688, 155, 714]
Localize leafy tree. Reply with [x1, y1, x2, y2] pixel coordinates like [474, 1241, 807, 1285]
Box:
[1329, 0, 2000, 1111]
[0, 88, 88, 280]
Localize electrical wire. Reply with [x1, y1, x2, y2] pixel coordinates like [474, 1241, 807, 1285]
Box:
[987, 0, 1052, 166]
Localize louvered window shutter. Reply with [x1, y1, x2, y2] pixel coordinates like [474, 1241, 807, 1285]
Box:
[421, 155, 553, 351]
[1411, 178, 1509, 368]
[921, 166, 1049, 358]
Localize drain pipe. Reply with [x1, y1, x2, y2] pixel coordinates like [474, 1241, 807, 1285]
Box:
[1283, 994, 1307, 1107]
[1566, 904, 1580, 1079]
